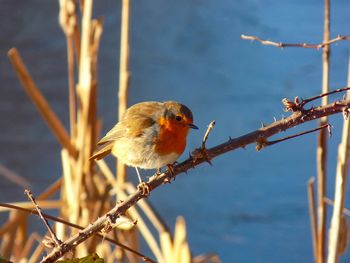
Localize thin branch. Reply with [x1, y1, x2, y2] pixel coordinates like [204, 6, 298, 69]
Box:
[241, 34, 350, 50]
[24, 190, 62, 247]
[301, 86, 350, 108]
[0, 203, 156, 263]
[263, 124, 330, 148]
[202, 121, 216, 149]
[41, 89, 350, 262]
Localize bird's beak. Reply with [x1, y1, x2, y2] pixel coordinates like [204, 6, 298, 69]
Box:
[188, 123, 198, 129]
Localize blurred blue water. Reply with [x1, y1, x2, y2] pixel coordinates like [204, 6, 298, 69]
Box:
[1, 0, 350, 262]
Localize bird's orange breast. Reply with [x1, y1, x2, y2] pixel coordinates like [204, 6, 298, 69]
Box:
[154, 118, 189, 155]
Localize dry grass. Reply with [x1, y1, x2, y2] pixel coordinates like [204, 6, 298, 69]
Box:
[1, 1, 220, 262]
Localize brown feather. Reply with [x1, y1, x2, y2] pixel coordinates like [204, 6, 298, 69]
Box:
[89, 142, 113, 160]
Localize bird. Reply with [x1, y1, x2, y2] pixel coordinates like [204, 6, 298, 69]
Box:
[90, 101, 198, 191]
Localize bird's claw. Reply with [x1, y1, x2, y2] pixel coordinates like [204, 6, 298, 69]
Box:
[137, 182, 150, 196]
[167, 164, 176, 179]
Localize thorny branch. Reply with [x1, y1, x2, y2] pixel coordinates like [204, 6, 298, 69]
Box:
[0, 202, 155, 263]
[241, 34, 350, 49]
[42, 88, 350, 262]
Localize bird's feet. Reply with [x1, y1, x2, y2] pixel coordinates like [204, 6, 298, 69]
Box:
[166, 163, 176, 179]
[137, 181, 150, 197]
[166, 164, 175, 176]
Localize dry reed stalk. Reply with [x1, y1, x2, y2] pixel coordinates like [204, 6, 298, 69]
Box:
[15, 215, 28, 259]
[114, 229, 139, 263]
[95, 243, 113, 263]
[173, 216, 191, 263]
[61, 149, 77, 219]
[193, 254, 221, 263]
[67, 33, 77, 139]
[326, 57, 350, 263]
[0, 179, 61, 241]
[29, 243, 45, 263]
[160, 231, 173, 262]
[125, 183, 169, 233]
[73, 0, 94, 225]
[59, 0, 78, 140]
[19, 232, 41, 260]
[117, 0, 131, 184]
[0, 200, 61, 212]
[0, 211, 21, 258]
[87, 19, 103, 175]
[37, 178, 62, 200]
[0, 214, 21, 237]
[117, 189, 165, 263]
[0, 164, 30, 188]
[99, 163, 173, 261]
[97, 159, 117, 185]
[128, 228, 140, 263]
[308, 177, 318, 262]
[317, 1, 330, 261]
[7, 48, 78, 158]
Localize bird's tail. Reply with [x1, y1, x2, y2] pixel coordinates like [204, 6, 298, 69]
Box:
[89, 143, 113, 160]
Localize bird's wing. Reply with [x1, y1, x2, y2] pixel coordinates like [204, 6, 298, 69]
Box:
[97, 102, 163, 145]
[97, 116, 156, 145]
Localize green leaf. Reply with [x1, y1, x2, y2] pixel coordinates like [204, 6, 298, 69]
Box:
[57, 253, 104, 263]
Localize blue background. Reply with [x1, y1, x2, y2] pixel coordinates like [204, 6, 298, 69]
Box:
[1, 0, 350, 262]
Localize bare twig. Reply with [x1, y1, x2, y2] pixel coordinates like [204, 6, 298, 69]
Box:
[241, 34, 350, 50]
[202, 121, 216, 149]
[24, 190, 62, 247]
[301, 87, 350, 109]
[191, 121, 216, 166]
[41, 89, 350, 262]
[262, 124, 330, 148]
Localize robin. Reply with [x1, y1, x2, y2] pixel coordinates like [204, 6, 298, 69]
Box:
[90, 101, 198, 190]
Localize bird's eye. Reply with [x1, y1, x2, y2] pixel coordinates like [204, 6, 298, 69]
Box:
[175, 115, 182, 122]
